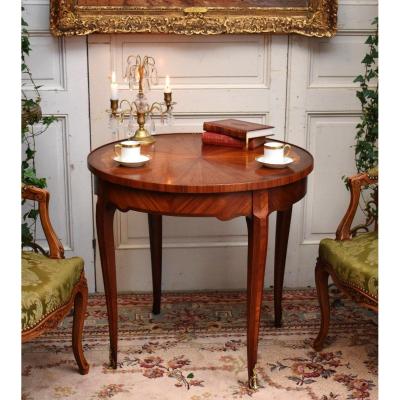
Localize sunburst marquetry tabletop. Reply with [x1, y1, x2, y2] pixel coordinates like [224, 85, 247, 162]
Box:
[88, 133, 313, 193]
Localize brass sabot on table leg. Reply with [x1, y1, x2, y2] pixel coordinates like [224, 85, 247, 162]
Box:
[249, 367, 259, 390]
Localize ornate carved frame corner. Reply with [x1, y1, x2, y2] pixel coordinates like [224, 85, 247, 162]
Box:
[50, 0, 338, 37]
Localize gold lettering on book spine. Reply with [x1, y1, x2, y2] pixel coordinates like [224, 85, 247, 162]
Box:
[50, 0, 337, 38]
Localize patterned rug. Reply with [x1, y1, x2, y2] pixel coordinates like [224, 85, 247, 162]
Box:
[22, 289, 377, 400]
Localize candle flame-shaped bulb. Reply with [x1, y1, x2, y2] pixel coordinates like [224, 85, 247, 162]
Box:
[110, 71, 119, 100]
[164, 75, 171, 93]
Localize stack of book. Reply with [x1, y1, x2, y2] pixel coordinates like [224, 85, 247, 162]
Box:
[202, 119, 274, 150]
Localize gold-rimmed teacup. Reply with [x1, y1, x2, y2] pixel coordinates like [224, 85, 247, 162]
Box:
[263, 142, 291, 163]
[114, 140, 141, 162]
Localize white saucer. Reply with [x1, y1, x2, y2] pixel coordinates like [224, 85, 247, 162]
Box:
[113, 155, 150, 168]
[255, 156, 294, 168]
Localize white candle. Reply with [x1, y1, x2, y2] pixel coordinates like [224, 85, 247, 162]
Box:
[164, 75, 172, 93]
[110, 71, 119, 100]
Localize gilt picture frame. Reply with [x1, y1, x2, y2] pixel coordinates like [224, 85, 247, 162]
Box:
[50, 0, 337, 37]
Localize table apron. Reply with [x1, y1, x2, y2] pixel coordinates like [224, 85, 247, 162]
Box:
[268, 178, 308, 213]
[97, 180, 251, 220]
[95, 177, 307, 220]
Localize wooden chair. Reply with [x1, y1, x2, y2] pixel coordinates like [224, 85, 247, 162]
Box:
[22, 185, 89, 374]
[313, 168, 378, 351]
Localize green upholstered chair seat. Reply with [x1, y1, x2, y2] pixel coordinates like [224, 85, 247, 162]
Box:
[319, 232, 378, 299]
[22, 251, 84, 332]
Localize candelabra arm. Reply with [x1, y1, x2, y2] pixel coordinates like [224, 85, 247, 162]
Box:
[149, 102, 165, 115]
[119, 99, 133, 113]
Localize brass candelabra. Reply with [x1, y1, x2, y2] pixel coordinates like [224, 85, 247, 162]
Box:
[108, 55, 176, 145]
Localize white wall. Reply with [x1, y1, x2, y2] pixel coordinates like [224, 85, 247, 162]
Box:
[89, 0, 377, 292]
[22, 1, 95, 291]
[24, 0, 378, 292]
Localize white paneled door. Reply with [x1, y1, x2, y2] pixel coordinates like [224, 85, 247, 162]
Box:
[87, 0, 377, 292]
[88, 0, 377, 290]
[23, 2, 95, 291]
[88, 34, 289, 292]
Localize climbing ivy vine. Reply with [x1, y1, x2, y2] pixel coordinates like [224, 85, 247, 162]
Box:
[353, 17, 378, 173]
[21, 11, 57, 247]
[349, 17, 378, 231]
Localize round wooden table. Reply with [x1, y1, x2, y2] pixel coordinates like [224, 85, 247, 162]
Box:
[88, 132, 313, 388]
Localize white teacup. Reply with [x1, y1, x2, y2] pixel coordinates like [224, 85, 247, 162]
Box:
[263, 142, 291, 163]
[114, 140, 141, 162]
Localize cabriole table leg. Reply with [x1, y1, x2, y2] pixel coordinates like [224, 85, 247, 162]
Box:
[246, 210, 268, 389]
[96, 198, 118, 368]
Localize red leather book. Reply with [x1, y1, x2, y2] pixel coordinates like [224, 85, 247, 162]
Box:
[202, 131, 270, 150]
[203, 119, 274, 141]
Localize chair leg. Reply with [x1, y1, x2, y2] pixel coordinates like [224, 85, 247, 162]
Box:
[72, 277, 89, 375]
[313, 260, 330, 352]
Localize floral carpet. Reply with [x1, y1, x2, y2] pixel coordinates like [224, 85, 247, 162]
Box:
[22, 289, 377, 400]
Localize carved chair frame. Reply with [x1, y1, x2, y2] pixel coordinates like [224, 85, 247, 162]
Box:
[22, 185, 89, 374]
[313, 172, 378, 351]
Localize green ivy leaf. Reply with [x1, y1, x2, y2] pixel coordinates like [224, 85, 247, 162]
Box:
[27, 209, 39, 220]
[365, 35, 374, 45]
[22, 98, 37, 108]
[25, 147, 35, 160]
[21, 35, 31, 56]
[42, 115, 57, 125]
[356, 91, 366, 104]
[22, 168, 47, 188]
[22, 223, 33, 245]
[186, 373, 194, 379]
[21, 160, 29, 170]
[361, 54, 373, 65]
